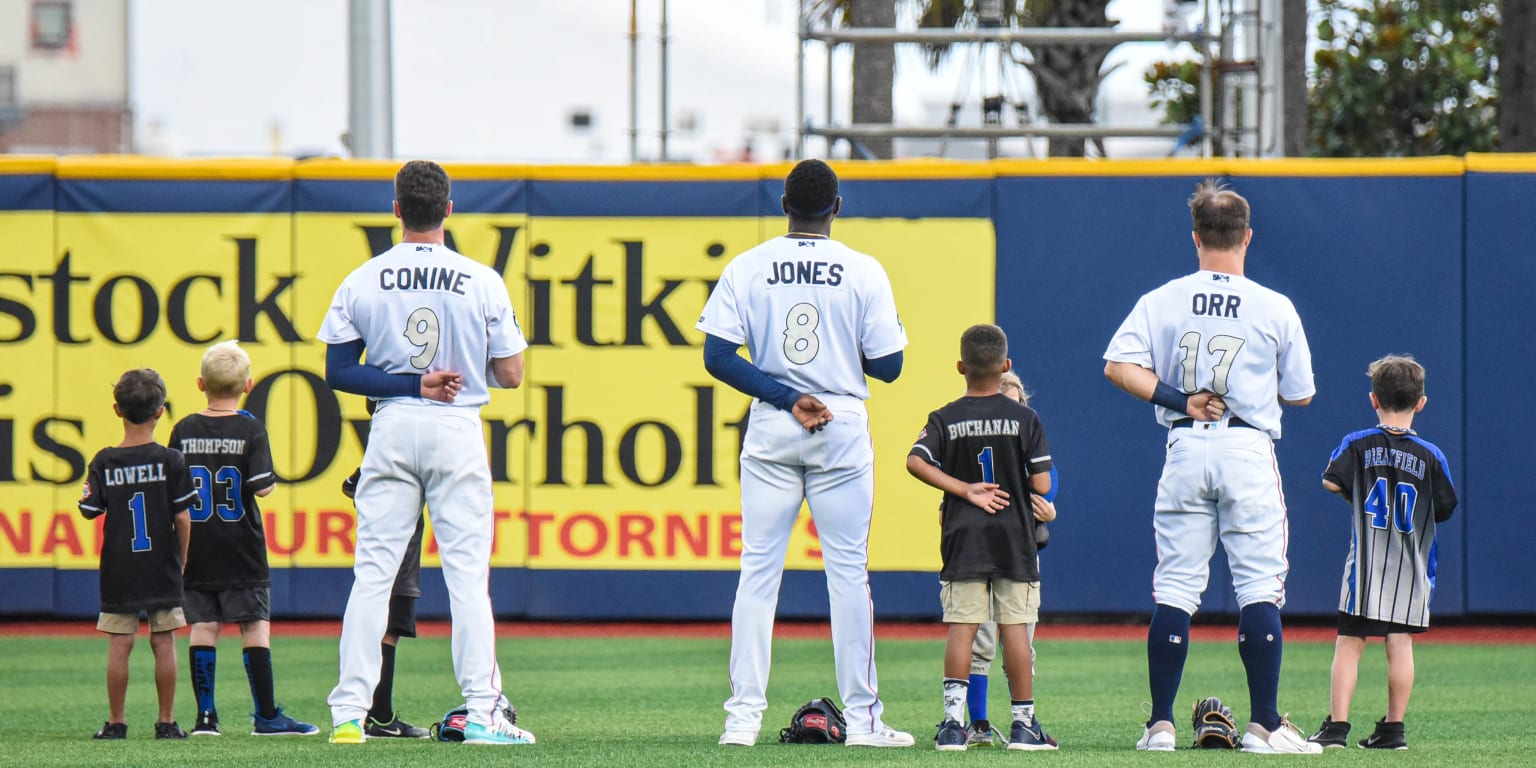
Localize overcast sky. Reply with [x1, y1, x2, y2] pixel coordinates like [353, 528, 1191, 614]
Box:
[129, 0, 1181, 162]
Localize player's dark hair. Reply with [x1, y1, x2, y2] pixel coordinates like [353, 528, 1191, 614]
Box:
[960, 324, 1008, 375]
[114, 368, 167, 425]
[395, 160, 451, 232]
[1368, 355, 1426, 412]
[784, 159, 839, 220]
[1189, 178, 1250, 250]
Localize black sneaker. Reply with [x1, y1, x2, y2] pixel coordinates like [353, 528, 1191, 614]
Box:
[191, 710, 220, 736]
[935, 719, 967, 751]
[366, 713, 430, 739]
[341, 467, 362, 499]
[1008, 717, 1058, 751]
[1358, 718, 1407, 750]
[155, 721, 188, 740]
[93, 722, 127, 740]
[1308, 716, 1350, 748]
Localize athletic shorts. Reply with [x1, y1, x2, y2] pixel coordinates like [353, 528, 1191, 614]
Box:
[183, 586, 271, 624]
[98, 607, 186, 634]
[392, 516, 424, 599]
[387, 594, 418, 638]
[1337, 612, 1427, 637]
[941, 579, 1040, 624]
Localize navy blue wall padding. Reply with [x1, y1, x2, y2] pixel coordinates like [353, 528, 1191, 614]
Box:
[1463, 171, 1536, 613]
[56, 179, 291, 214]
[294, 179, 527, 215]
[7, 168, 1535, 620]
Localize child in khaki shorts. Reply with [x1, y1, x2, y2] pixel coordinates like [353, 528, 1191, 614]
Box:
[78, 369, 196, 739]
[907, 325, 1058, 751]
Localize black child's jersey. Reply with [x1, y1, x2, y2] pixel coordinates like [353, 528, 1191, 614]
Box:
[78, 442, 196, 613]
[909, 394, 1054, 581]
[170, 413, 279, 590]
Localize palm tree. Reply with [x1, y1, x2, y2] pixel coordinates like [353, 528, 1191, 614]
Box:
[810, 0, 1118, 157]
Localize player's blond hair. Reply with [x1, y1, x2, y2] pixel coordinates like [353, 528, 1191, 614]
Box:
[201, 340, 251, 398]
[1000, 371, 1031, 406]
[1367, 354, 1425, 412]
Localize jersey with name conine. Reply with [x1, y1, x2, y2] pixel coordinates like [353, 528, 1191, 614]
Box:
[317, 242, 528, 408]
[695, 236, 906, 399]
[909, 394, 1053, 582]
[170, 413, 279, 590]
[78, 443, 196, 613]
[1324, 428, 1458, 627]
[1104, 270, 1314, 438]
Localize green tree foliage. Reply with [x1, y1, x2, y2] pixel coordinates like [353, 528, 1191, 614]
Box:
[1310, 0, 1499, 156]
[1145, 1, 1500, 157]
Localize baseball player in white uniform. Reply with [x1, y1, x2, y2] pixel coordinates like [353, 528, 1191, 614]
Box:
[319, 160, 533, 746]
[1104, 179, 1318, 754]
[698, 159, 914, 748]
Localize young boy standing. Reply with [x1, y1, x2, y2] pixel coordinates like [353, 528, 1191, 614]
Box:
[170, 341, 318, 737]
[79, 369, 197, 740]
[907, 324, 1058, 751]
[1308, 355, 1458, 750]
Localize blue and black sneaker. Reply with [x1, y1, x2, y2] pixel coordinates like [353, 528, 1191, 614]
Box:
[252, 706, 320, 736]
[1008, 717, 1058, 751]
[935, 719, 968, 752]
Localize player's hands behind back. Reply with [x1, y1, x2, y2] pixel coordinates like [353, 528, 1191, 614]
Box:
[792, 394, 833, 433]
[1030, 494, 1056, 522]
[966, 483, 1010, 513]
[420, 371, 463, 403]
[1187, 391, 1227, 422]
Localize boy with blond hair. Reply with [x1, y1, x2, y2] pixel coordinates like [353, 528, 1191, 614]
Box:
[1309, 355, 1458, 750]
[169, 341, 318, 736]
[79, 369, 196, 739]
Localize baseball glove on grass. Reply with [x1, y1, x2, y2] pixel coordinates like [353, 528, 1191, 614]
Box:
[779, 697, 846, 744]
[1191, 696, 1238, 749]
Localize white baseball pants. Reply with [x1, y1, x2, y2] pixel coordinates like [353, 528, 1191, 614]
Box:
[328, 402, 509, 727]
[1152, 424, 1290, 615]
[724, 395, 888, 736]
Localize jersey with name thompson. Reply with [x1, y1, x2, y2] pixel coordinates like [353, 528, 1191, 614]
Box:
[78, 443, 196, 613]
[171, 413, 280, 590]
[910, 394, 1053, 582]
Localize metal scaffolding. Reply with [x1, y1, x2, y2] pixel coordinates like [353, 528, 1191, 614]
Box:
[795, 0, 1282, 160]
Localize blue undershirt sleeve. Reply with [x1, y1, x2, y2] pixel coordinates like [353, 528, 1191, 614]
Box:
[702, 334, 799, 412]
[325, 340, 421, 400]
[860, 350, 903, 383]
[1045, 466, 1059, 503]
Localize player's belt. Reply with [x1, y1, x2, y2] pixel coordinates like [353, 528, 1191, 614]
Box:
[1170, 417, 1257, 430]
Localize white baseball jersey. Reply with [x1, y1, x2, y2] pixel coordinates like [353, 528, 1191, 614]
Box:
[317, 242, 527, 408]
[696, 236, 906, 398]
[1104, 270, 1314, 438]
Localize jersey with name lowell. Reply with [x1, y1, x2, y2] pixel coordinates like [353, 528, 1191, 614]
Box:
[909, 394, 1053, 582]
[317, 242, 528, 408]
[696, 236, 906, 400]
[1324, 428, 1458, 627]
[1104, 270, 1314, 438]
[170, 413, 279, 590]
[78, 443, 196, 613]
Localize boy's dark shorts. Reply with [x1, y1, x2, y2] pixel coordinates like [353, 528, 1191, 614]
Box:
[387, 594, 418, 638]
[184, 587, 271, 624]
[1337, 611, 1428, 637]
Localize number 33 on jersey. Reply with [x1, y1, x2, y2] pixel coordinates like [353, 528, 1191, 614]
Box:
[697, 237, 905, 399]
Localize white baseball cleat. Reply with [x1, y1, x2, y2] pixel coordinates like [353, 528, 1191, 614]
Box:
[1241, 719, 1323, 754]
[846, 725, 915, 747]
[718, 729, 757, 746]
[1136, 720, 1176, 751]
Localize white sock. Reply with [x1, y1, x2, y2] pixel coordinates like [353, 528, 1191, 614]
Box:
[1012, 699, 1035, 725]
[943, 678, 968, 723]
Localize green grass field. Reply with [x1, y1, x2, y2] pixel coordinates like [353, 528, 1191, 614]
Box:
[2, 630, 1531, 767]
